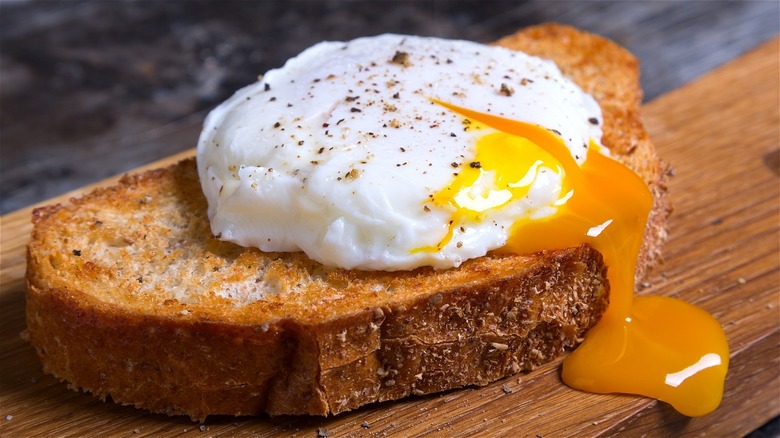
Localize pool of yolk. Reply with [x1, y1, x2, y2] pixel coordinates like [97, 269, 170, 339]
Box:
[431, 101, 729, 417]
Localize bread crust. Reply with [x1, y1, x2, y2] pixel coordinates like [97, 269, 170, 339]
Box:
[25, 24, 668, 420]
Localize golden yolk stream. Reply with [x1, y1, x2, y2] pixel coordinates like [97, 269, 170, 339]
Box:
[430, 101, 730, 416]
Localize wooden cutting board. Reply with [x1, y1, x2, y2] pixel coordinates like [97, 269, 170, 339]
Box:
[1, 36, 777, 437]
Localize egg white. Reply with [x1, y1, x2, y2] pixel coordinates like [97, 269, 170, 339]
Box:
[197, 34, 603, 270]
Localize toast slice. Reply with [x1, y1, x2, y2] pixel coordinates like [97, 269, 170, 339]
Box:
[25, 24, 669, 420]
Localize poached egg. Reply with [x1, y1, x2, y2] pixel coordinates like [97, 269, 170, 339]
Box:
[197, 34, 729, 417]
[197, 34, 601, 271]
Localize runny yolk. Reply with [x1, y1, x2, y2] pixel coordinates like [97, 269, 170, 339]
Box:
[431, 100, 730, 417]
[420, 131, 562, 252]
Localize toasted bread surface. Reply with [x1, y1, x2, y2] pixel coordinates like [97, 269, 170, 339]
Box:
[25, 24, 668, 419]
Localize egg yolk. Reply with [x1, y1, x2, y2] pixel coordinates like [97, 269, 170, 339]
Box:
[431, 100, 730, 417]
[420, 131, 562, 252]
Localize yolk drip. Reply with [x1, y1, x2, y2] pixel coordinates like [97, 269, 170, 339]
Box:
[432, 100, 730, 416]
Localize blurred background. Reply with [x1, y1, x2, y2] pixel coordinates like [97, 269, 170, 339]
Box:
[0, 0, 777, 217]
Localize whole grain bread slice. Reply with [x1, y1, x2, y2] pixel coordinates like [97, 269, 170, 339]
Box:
[25, 23, 670, 420]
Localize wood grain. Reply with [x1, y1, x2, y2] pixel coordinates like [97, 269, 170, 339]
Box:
[1, 36, 777, 437]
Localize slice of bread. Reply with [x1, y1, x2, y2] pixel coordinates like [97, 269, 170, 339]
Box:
[25, 24, 669, 420]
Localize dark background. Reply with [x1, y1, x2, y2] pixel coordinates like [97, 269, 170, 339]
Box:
[0, 1, 778, 435]
[1, 0, 778, 215]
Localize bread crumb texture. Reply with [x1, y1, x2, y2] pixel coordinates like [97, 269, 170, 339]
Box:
[26, 158, 608, 418]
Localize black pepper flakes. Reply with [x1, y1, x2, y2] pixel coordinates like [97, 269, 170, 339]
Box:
[350, 107, 362, 113]
[72, 249, 81, 256]
[390, 50, 412, 67]
[470, 161, 481, 168]
[451, 162, 459, 168]
[588, 117, 599, 125]
[264, 83, 271, 91]
[499, 83, 514, 96]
